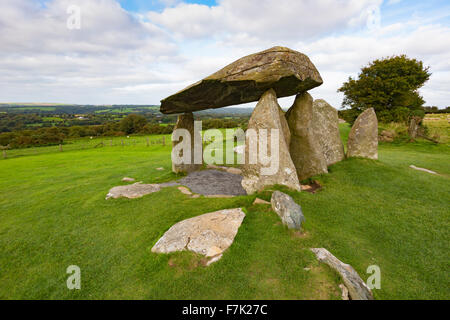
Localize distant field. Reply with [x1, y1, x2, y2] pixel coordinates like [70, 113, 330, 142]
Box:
[424, 113, 450, 143]
[0, 125, 448, 299]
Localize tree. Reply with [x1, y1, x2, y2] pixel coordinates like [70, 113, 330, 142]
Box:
[120, 114, 147, 134]
[338, 55, 431, 124]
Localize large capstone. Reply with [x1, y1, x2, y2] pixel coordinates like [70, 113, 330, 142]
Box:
[241, 89, 301, 194]
[286, 93, 328, 181]
[347, 108, 378, 160]
[172, 112, 202, 173]
[312, 99, 345, 166]
[160, 46, 323, 114]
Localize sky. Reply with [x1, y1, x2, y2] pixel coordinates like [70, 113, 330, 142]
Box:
[0, 0, 449, 109]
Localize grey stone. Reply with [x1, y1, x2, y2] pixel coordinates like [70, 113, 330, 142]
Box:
[122, 177, 135, 182]
[347, 108, 378, 160]
[160, 46, 323, 114]
[178, 169, 247, 196]
[312, 99, 345, 166]
[151, 208, 246, 263]
[311, 248, 374, 300]
[286, 93, 328, 180]
[271, 191, 305, 230]
[241, 89, 301, 194]
[106, 182, 161, 199]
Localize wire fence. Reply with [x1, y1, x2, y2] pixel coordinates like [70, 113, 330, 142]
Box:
[1, 135, 170, 160]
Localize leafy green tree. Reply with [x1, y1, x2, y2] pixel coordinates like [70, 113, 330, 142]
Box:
[338, 55, 431, 124]
[120, 114, 147, 134]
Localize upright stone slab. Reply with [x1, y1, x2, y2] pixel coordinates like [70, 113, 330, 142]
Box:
[312, 99, 345, 166]
[286, 93, 328, 181]
[347, 108, 378, 160]
[241, 89, 301, 194]
[172, 112, 202, 173]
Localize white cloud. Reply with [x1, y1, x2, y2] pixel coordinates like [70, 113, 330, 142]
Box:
[0, 0, 448, 108]
[148, 0, 383, 41]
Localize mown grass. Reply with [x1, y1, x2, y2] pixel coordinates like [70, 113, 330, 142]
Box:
[0, 125, 448, 299]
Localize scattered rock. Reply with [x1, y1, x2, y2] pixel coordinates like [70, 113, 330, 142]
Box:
[286, 93, 328, 180]
[205, 195, 235, 198]
[347, 108, 378, 160]
[253, 198, 271, 205]
[206, 164, 242, 175]
[156, 167, 165, 171]
[178, 186, 193, 195]
[409, 165, 437, 175]
[160, 46, 323, 114]
[226, 167, 242, 175]
[151, 208, 246, 264]
[379, 130, 395, 142]
[312, 99, 345, 166]
[122, 177, 135, 182]
[271, 191, 305, 230]
[206, 254, 223, 266]
[106, 182, 161, 200]
[300, 180, 322, 194]
[241, 89, 301, 194]
[310, 248, 374, 300]
[172, 112, 203, 173]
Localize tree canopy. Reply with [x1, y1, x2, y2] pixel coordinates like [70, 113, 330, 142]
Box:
[338, 55, 431, 124]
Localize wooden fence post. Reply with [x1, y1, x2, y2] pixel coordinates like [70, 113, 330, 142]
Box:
[59, 144, 63, 152]
[121, 140, 124, 147]
[162, 136, 165, 146]
[2, 150, 6, 159]
[110, 140, 113, 146]
[146, 138, 149, 147]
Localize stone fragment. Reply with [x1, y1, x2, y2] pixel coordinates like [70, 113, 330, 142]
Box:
[271, 191, 305, 230]
[253, 198, 271, 205]
[122, 177, 135, 182]
[310, 248, 374, 300]
[106, 182, 161, 199]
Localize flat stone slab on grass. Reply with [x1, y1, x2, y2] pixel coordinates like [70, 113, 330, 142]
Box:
[151, 208, 246, 264]
[122, 177, 135, 182]
[178, 170, 247, 196]
[409, 165, 438, 175]
[311, 248, 374, 300]
[106, 182, 161, 199]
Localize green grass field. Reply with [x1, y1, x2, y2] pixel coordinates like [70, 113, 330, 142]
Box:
[0, 124, 448, 299]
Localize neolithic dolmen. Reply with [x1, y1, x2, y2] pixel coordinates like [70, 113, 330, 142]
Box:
[160, 46, 378, 194]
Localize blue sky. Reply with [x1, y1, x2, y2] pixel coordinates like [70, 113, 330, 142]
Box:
[1, 0, 449, 107]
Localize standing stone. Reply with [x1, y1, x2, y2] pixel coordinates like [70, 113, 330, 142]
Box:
[286, 93, 328, 180]
[347, 108, 378, 160]
[241, 89, 301, 194]
[172, 112, 202, 173]
[312, 99, 345, 166]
